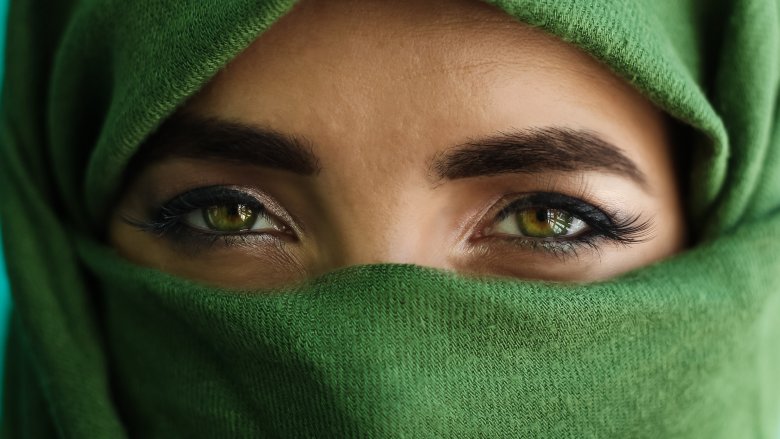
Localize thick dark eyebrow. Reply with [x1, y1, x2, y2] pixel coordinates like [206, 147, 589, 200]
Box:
[124, 116, 645, 195]
[430, 127, 647, 188]
[124, 112, 321, 179]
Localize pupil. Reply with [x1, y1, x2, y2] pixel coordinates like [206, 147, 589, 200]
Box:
[536, 209, 548, 222]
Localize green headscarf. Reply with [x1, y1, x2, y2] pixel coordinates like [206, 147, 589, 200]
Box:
[2, 0, 779, 437]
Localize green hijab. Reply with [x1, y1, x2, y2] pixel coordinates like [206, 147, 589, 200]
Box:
[2, 0, 779, 437]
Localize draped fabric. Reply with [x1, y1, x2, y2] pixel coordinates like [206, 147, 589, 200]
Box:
[1, 0, 778, 437]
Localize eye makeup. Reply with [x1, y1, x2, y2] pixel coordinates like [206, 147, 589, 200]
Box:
[474, 192, 653, 259]
[122, 186, 296, 250]
[124, 184, 652, 262]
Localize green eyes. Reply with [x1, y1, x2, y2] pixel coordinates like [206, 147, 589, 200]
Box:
[492, 207, 588, 239]
[203, 204, 258, 231]
[184, 203, 283, 233]
[186, 202, 589, 241]
[134, 187, 647, 255]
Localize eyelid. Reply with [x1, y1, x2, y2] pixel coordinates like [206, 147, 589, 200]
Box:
[127, 185, 303, 242]
[166, 185, 301, 234]
[473, 191, 652, 245]
[493, 193, 610, 230]
[183, 204, 286, 234]
[475, 192, 591, 237]
[489, 208, 589, 239]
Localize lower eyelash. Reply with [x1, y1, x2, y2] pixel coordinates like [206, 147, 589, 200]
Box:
[497, 234, 601, 262]
[507, 216, 653, 262]
[122, 186, 291, 250]
[126, 185, 652, 259]
[487, 193, 655, 260]
[122, 213, 285, 252]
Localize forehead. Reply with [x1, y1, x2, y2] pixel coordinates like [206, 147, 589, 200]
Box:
[185, 0, 666, 174]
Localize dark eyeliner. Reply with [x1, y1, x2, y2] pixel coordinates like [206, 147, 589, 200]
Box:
[492, 192, 652, 247]
[122, 186, 288, 247]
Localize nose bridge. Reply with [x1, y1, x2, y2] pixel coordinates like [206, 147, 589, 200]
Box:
[330, 188, 421, 267]
[337, 232, 415, 267]
[307, 104, 452, 269]
[315, 173, 447, 270]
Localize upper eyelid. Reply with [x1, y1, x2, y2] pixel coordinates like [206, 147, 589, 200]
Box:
[141, 185, 646, 248]
[479, 191, 652, 246]
[157, 185, 305, 235]
[163, 186, 261, 207]
[491, 192, 610, 224]
[466, 191, 597, 244]
[151, 187, 263, 222]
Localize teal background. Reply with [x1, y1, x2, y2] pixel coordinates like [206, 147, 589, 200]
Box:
[0, 0, 10, 396]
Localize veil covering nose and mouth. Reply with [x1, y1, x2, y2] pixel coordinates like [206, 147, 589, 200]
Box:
[1, 0, 780, 437]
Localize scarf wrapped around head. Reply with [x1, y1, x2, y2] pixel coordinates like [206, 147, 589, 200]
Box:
[1, 0, 779, 437]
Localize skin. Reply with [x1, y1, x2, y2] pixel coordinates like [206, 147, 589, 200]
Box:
[108, 0, 686, 289]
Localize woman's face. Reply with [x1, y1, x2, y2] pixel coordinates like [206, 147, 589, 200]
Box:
[109, 0, 686, 288]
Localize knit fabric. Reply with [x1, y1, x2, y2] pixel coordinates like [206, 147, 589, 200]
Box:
[1, 0, 779, 437]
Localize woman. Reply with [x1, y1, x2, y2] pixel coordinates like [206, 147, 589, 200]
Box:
[1, 0, 779, 437]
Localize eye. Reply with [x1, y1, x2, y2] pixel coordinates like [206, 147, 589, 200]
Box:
[125, 186, 296, 247]
[184, 203, 285, 233]
[476, 192, 652, 256]
[489, 207, 588, 239]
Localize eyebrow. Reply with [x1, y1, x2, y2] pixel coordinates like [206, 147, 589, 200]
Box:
[430, 127, 647, 187]
[125, 115, 646, 191]
[125, 112, 321, 177]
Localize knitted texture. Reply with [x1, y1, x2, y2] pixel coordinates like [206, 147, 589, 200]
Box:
[0, 0, 779, 437]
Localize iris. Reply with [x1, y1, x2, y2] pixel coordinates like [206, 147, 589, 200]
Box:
[202, 204, 259, 232]
[515, 208, 586, 238]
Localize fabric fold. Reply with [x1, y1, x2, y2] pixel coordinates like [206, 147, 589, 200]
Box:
[1, 0, 779, 437]
[73, 212, 780, 437]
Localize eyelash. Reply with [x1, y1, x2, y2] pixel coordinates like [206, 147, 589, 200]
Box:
[477, 192, 652, 260]
[125, 186, 652, 256]
[123, 186, 291, 250]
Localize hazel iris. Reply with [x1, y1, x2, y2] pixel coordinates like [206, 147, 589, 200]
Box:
[517, 208, 576, 238]
[203, 204, 258, 232]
